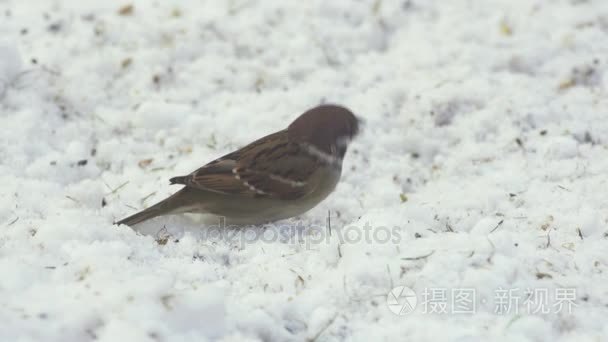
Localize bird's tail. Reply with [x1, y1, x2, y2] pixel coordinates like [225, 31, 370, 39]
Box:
[115, 206, 162, 227]
[115, 188, 188, 227]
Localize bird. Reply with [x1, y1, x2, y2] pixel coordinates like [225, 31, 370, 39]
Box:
[115, 104, 360, 227]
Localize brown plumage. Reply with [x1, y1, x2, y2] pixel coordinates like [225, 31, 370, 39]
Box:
[115, 104, 360, 226]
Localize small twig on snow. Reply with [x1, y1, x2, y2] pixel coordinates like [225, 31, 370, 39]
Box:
[490, 219, 505, 233]
[401, 250, 435, 261]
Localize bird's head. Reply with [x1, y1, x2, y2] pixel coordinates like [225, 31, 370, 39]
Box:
[288, 104, 360, 159]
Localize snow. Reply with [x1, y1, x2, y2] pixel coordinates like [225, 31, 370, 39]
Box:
[1, 0, 608, 341]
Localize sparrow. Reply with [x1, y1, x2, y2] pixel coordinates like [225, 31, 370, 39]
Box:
[115, 104, 360, 226]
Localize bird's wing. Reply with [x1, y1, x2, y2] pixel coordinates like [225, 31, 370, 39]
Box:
[170, 131, 323, 200]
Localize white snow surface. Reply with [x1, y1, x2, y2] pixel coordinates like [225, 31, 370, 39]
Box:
[1, 1, 608, 341]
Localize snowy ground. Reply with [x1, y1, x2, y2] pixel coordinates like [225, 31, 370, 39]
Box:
[1, 0, 608, 341]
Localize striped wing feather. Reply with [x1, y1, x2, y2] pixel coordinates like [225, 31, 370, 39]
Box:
[175, 131, 320, 200]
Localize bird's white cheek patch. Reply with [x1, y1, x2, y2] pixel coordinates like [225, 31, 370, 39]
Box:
[301, 143, 340, 166]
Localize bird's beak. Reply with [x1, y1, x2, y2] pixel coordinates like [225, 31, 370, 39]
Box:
[355, 116, 365, 136]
